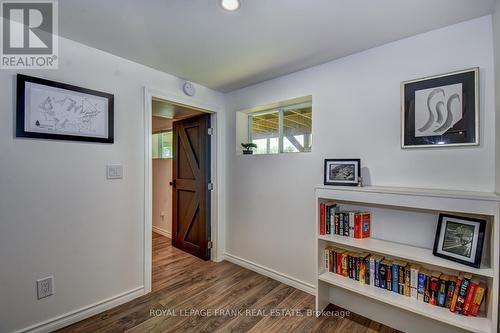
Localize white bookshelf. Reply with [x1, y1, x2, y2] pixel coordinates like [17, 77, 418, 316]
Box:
[315, 185, 500, 333]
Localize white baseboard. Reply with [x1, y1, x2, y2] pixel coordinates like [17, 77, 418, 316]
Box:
[152, 226, 171, 238]
[223, 252, 315, 295]
[14, 286, 145, 333]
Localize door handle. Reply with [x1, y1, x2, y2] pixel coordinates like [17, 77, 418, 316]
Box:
[169, 180, 176, 188]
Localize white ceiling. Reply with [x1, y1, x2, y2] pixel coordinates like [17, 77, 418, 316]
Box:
[59, 0, 495, 92]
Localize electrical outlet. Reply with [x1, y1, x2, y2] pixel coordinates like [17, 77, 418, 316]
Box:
[37, 276, 54, 300]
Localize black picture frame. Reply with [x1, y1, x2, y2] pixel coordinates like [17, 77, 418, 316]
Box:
[16, 74, 114, 143]
[432, 213, 486, 268]
[323, 159, 361, 186]
[401, 68, 479, 148]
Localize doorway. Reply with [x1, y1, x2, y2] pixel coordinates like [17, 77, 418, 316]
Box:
[147, 95, 217, 291]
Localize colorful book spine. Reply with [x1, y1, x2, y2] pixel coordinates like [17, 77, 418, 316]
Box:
[332, 249, 336, 272]
[375, 257, 381, 287]
[343, 213, 349, 237]
[364, 256, 371, 285]
[353, 254, 358, 279]
[341, 253, 348, 277]
[354, 255, 359, 279]
[369, 256, 375, 286]
[410, 265, 420, 299]
[330, 206, 336, 235]
[404, 267, 411, 296]
[329, 248, 335, 273]
[423, 273, 430, 303]
[351, 254, 356, 280]
[319, 203, 325, 235]
[325, 206, 331, 235]
[372, 255, 384, 287]
[392, 262, 399, 293]
[445, 275, 457, 309]
[450, 274, 463, 312]
[347, 253, 352, 278]
[463, 277, 480, 315]
[359, 255, 366, 284]
[336, 251, 344, 275]
[398, 263, 407, 295]
[324, 248, 329, 272]
[361, 212, 371, 238]
[356, 254, 366, 281]
[339, 213, 344, 236]
[437, 275, 448, 307]
[469, 283, 486, 317]
[348, 212, 355, 238]
[354, 213, 361, 239]
[379, 261, 387, 289]
[385, 260, 392, 291]
[429, 271, 441, 305]
[455, 273, 472, 314]
[417, 270, 427, 301]
[349, 253, 356, 279]
[334, 213, 340, 235]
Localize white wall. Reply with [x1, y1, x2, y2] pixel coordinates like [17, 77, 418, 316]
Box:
[224, 16, 496, 288]
[153, 158, 172, 236]
[494, 0, 500, 194]
[0, 37, 224, 332]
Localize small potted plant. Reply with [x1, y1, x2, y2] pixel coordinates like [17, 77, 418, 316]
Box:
[241, 143, 257, 155]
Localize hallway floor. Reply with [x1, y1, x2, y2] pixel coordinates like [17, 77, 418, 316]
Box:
[57, 233, 400, 333]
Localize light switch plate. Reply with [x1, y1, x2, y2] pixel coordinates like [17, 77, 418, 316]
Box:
[37, 276, 54, 299]
[107, 165, 123, 179]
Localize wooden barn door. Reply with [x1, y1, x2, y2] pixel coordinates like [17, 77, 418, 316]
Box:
[171, 114, 211, 260]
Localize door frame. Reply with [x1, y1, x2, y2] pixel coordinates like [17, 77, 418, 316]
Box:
[143, 86, 224, 294]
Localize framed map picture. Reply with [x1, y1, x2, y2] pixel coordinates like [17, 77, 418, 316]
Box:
[401, 68, 479, 148]
[16, 74, 114, 143]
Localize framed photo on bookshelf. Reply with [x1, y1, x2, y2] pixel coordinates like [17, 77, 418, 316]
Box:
[433, 214, 486, 268]
[16, 74, 114, 143]
[401, 68, 479, 148]
[324, 159, 360, 186]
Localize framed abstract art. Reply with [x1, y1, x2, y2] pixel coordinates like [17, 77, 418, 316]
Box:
[401, 68, 479, 148]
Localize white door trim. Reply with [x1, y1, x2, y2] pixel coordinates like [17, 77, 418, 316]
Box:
[143, 86, 224, 294]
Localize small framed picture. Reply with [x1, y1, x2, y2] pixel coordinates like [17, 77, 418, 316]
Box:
[324, 159, 360, 186]
[401, 68, 479, 148]
[16, 74, 114, 143]
[433, 214, 486, 268]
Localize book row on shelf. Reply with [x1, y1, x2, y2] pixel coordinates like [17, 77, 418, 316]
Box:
[323, 246, 487, 317]
[319, 202, 371, 238]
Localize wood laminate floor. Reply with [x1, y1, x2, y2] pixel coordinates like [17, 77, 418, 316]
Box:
[57, 233, 401, 333]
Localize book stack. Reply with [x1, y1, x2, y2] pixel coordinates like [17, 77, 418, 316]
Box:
[319, 203, 371, 239]
[323, 247, 487, 317]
